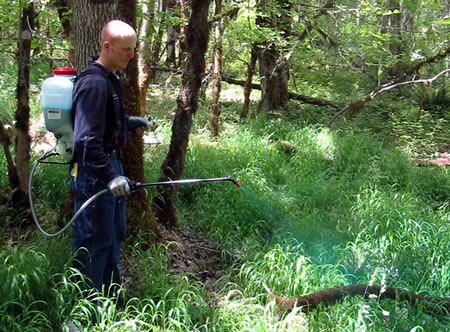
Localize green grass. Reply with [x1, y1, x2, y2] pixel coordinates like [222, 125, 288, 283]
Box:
[1, 85, 449, 330]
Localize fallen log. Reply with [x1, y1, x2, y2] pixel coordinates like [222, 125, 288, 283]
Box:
[221, 76, 344, 109]
[262, 282, 450, 317]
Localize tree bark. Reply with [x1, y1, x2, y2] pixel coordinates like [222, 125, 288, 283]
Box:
[153, 0, 211, 228]
[14, 1, 34, 208]
[72, 0, 118, 72]
[209, 0, 223, 137]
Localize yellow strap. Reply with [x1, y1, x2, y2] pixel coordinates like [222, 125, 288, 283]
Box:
[71, 163, 78, 181]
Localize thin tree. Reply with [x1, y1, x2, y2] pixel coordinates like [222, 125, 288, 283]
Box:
[14, 1, 34, 208]
[137, 0, 156, 122]
[209, 0, 223, 137]
[153, 0, 212, 228]
[166, 0, 178, 67]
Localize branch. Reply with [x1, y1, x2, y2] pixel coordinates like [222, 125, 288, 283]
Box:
[370, 69, 450, 98]
[209, 6, 240, 23]
[329, 64, 450, 125]
[263, 282, 450, 317]
[151, 65, 183, 74]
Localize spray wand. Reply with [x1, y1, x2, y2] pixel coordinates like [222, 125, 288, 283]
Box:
[129, 176, 240, 191]
[29, 145, 240, 238]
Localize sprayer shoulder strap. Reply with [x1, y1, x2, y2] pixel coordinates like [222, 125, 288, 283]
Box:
[76, 69, 122, 131]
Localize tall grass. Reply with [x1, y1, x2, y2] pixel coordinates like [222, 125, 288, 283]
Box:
[1, 102, 449, 330]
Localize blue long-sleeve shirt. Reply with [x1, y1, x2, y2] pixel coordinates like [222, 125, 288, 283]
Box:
[72, 57, 128, 185]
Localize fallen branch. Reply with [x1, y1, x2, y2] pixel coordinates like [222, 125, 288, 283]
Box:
[262, 282, 450, 317]
[329, 47, 450, 125]
[222, 76, 344, 109]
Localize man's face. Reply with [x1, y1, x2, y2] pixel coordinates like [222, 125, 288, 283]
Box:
[107, 36, 137, 70]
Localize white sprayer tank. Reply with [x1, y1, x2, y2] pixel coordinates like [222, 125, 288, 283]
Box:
[41, 67, 77, 156]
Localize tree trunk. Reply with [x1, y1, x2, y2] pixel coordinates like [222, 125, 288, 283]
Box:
[137, 0, 155, 121]
[14, 1, 34, 208]
[0, 119, 19, 188]
[209, 0, 223, 137]
[254, 0, 292, 113]
[166, 0, 178, 67]
[240, 46, 258, 119]
[153, 0, 211, 228]
[147, 0, 167, 83]
[119, 0, 157, 243]
[72, 0, 118, 72]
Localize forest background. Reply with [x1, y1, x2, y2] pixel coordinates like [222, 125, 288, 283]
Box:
[0, 0, 449, 331]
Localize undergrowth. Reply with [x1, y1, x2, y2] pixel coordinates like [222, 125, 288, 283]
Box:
[0, 84, 449, 330]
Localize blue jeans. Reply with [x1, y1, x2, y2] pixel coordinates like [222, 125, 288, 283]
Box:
[70, 154, 126, 294]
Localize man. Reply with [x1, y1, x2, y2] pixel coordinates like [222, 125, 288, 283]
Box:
[70, 20, 149, 298]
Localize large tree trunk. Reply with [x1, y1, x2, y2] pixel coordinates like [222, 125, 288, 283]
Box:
[254, 0, 292, 113]
[72, 0, 118, 72]
[14, 1, 34, 208]
[153, 0, 211, 228]
[256, 46, 290, 112]
[209, 0, 223, 137]
[119, 0, 157, 243]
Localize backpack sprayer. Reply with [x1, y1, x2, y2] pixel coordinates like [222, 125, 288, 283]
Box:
[29, 67, 240, 238]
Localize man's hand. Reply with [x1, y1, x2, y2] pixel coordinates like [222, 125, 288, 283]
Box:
[108, 176, 130, 196]
[128, 116, 151, 130]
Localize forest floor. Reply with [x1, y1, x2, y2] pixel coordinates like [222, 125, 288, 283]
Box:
[120, 222, 227, 303]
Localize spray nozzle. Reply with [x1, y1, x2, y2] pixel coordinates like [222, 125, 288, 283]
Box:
[229, 177, 241, 187]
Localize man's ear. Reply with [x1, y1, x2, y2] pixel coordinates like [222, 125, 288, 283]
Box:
[103, 40, 111, 51]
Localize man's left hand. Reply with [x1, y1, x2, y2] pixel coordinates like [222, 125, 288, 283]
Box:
[128, 116, 151, 130]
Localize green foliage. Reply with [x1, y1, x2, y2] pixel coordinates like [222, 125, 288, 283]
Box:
[0, 54, 17, 125]
[1, 0, 449, 330]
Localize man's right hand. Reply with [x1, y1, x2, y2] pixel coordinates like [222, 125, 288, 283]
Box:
[108, 176, 130, 196]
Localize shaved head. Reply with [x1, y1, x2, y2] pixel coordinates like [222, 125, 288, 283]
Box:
[97, 20, 137, 73]
[101, 20, 136, 44]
